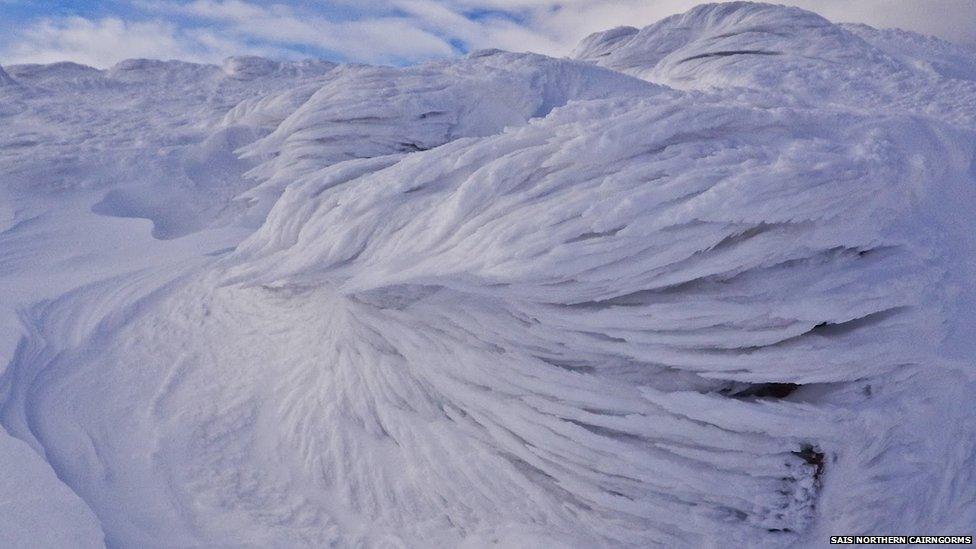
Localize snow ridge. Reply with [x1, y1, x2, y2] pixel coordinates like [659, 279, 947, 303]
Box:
[573, 1, 976, 126]
[0, 65, 15, 86]
[234, 51, 655, 214]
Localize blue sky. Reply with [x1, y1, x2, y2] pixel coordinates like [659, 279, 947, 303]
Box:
[2, 1, 975, 68]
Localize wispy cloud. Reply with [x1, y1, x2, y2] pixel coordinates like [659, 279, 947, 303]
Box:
[158, 0, 457, 63]
[2, 17, 245, 66]
[0, 0, 973, 69]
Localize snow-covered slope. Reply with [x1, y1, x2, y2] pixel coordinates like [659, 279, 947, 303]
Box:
[573, 2, 976, 126]
[235, 51, 654, 214]
[0, 65, 15, 87]
[1, 3, 975, 547]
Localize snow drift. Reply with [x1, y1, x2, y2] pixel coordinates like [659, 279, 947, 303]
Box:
[1, 2, 975, 548]
[0, 65, 15, 87]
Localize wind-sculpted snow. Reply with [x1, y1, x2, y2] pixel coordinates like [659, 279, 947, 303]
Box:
[0, 57, 336, 238]
[573, 2, 976, 126]
[572, 2, 882, 91]
[212, 88, 972, 546]
[1, 2, 976, 548]
[842, 24, 976, 83]
[232, 96, 949, 386]
[235, 52, 654, 212]
[0, 65, 15, 87]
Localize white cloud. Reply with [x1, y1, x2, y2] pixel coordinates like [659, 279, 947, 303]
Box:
[0, 16, 288, 68]
[152, 0, 457, 63]
[1, 0, 973, 70]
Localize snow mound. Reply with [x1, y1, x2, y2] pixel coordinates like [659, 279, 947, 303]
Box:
[842, 23, 976, 82]
[236, 51, 654, 212]
[0, 56, 337, 238]
[573, 2, 862, 86]
[221, 56, 337, 80]
[3, 62, 109, 95]
[573, 1, 976, 125]
[191, 87, 973, 546]
[233, 97, 951, 386]
[0, 65, 15, 86]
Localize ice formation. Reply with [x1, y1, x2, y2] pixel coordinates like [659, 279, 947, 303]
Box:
[1, 3, 974, 547]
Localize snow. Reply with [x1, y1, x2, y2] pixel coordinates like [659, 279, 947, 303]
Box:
[235, 52, 654, 214]
[1, 2, 975, 547]
[573, 1, 976, 127]
[0, 65, 15, 87]
[0, 432, 104, 548]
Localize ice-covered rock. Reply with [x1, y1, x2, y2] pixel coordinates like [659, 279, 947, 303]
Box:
[222, 55, 281, 79]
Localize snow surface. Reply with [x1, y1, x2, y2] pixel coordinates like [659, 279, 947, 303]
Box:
[0, 66, 15, 88]
[1, 2, 975, 547]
